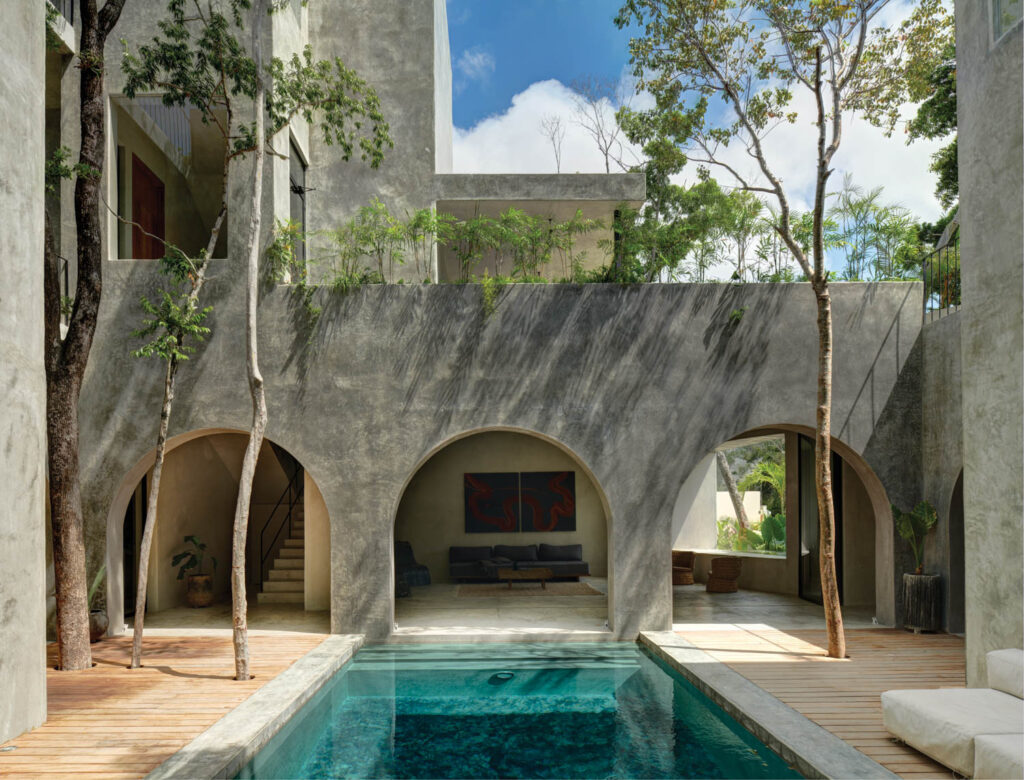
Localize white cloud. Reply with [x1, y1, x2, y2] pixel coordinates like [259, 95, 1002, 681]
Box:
[455, 46, 496, 93]
[454, 78, 645, 174]
[454, 77, 946, 223]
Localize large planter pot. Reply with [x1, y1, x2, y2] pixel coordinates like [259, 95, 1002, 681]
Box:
[186, 574, 215, 608]
[89, 609, 108, 643]
[903, 573, 942, 632]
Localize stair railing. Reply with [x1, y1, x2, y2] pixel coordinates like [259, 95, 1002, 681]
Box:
[258, 467, 304, 590]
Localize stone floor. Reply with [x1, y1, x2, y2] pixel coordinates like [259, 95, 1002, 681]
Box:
[133, 583, 882, 640]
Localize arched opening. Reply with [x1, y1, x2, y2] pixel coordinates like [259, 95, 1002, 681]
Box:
[947, 470, 965, 634]
[105, 428, 330, 634]
[671, 425, 891, 627]
[391, 427, 612, 637]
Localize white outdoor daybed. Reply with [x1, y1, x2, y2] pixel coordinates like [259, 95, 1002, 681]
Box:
[881, 649, 1024, 779]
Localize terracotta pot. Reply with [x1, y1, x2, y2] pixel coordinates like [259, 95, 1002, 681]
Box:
[89, 609, 108, 643]
[186, 574, 214, 608]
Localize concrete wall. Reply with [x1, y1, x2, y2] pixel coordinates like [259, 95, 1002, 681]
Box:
[78, 280, 924, 641]
[956, 0, 1024, 684]
[671, 454, 717, 550]
[921, 312, 965, 632]
[0, 0, 47, 743]
[394, 431, 609, 582]
[842, 460, 876, 607]
[304, 472, 330, 611]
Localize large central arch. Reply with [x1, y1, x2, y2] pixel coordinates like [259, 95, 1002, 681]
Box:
[389, 425, 615, 636]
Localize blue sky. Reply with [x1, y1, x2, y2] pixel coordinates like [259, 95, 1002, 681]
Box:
[447, 0, 634, 128]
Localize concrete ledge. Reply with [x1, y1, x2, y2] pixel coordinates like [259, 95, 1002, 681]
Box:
[639, 631, 897, 780]
[435, 173, 646, 204]
[389, 627, 618, 643]
[146, 634, 364, 779]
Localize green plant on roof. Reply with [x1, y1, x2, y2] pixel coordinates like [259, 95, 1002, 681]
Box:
[893, 501, 938, 575]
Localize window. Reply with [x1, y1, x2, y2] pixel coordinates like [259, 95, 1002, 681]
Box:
[714, 435, 787, 556]
[289, 140, 308, 267]
[993, 0, 1023, 43]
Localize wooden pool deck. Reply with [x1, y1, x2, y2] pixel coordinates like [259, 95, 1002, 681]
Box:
[0, 633, 327, 779]
[675, 626, 966, 779]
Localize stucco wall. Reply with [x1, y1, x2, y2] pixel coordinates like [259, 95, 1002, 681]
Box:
[395, 431, 609, 582]
[304, 472, 330, 611]
[0, 0, 47, 743]
[79, 279, 924, 641]
[842, 460, 876, 607]
[956, 0, 1024, 683]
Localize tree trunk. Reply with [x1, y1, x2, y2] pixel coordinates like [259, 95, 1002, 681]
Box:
[716, 450, 748, 530]
[815, 285, 846, 659]
[129, 356, 176, 668]
[44, 0, 126, 671]
[232, 0, 269, 681]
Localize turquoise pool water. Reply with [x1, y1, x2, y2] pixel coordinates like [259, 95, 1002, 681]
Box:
[237, 643, 801, 779]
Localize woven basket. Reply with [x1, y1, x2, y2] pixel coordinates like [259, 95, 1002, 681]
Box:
[672, 568, 695, 586]
[671, 550, 696, 569]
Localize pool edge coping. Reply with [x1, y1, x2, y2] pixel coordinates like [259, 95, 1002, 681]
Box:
[145, 633, 365, 780]
[639, 631, 899, 780]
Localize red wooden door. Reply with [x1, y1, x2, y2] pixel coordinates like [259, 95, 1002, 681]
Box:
[131, 154, 165, 259]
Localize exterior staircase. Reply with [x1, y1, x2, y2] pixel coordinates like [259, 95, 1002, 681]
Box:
[257, 505, 305, 605]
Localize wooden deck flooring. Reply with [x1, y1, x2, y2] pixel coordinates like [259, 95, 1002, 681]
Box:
[675, 626, 966, 779]
[0, 633, 327, 779]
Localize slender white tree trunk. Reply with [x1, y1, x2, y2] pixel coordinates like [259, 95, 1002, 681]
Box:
[129, 203, 225, 669]
[716, 450, 749, 530]
[231, 0, 268, 681]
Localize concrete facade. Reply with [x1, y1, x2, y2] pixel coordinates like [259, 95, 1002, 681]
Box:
[0, 0, 47, 744]
[956, 1, 1024, 684]
[80, 280, 924, 641]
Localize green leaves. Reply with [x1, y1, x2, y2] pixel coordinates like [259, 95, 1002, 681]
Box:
[131, 289, 212, 362]
[173, 535, 215, 579]
[893, 501, 939, 574]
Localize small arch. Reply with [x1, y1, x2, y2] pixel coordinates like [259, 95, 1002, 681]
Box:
[390, 425, 614, 634]
[104, 427, 330, 633]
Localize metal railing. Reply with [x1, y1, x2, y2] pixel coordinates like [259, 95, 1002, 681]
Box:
[47, 0, 73, 24]
[922, 223, 960, 322]
[258, 466, 304, 588]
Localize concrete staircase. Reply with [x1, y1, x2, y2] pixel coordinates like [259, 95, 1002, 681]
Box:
[257, 507, 304, 605]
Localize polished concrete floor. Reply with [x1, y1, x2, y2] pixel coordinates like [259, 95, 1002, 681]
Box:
[131, 581, 878, 640]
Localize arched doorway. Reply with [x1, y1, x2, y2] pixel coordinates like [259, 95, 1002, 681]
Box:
[671, 424, 892, 625]
[391, 427, 612, 637]
[105, 428, 330, 633]
[947, 470, 965, 633]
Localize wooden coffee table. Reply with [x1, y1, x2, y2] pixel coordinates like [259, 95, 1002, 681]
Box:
[496, 567, 553, 589]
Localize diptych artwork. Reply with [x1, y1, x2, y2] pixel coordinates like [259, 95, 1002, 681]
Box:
[464, 471, 576, 533]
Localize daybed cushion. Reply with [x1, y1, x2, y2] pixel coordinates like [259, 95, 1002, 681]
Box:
[974, 733, 1024, 780]
[881, 688, 1024, 777]
[449, 546, 493, 563]
[987, 649, 1024, 699]
[493, 544, 538, 562]
[539, 543, 582, 562]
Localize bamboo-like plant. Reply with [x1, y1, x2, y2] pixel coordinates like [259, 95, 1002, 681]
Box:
[893, 501, 938, 575]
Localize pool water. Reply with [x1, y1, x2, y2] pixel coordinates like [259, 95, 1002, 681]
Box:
[237, 643, 801, 779]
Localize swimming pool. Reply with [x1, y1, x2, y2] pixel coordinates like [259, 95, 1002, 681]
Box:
[237, 643, 801, 779]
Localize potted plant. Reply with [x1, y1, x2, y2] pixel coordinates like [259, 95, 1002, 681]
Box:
[88, 564, 108, 643]
[893, 501, 941, 632]
[172, 535, 217, 608]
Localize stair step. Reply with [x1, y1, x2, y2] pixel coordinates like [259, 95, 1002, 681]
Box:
[263, 580, 303, 592]
[278, 547, 303, 558]
[257, 591, 303, 604]
[283, 538, 304, 548]
[275, 558, 303, 569]
[269, 569, 305, 581]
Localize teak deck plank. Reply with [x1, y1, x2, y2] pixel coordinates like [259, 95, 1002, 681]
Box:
[0, 633, 326, 779]
[676, 626, 965, 779]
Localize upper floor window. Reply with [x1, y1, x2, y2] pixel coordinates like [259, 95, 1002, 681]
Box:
[289, 140, 308, 267]
[993, 0, 1023, 43]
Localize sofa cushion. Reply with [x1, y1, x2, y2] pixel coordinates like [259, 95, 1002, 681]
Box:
[538, 543, 582, 562]
[881, 688, 1024, 776]
[975, 733, 1024, 780]
[449, 546, 493, 563]
[493, 544, 537, 562]
[988, 649, 1024, 699]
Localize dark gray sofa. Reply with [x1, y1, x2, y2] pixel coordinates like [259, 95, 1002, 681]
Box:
[448, 543, 589, 581]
